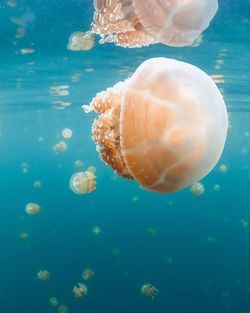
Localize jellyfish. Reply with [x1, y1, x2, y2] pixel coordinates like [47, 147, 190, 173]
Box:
[49, 297, 59, 307]
[219, 163, 228, 174]
[91, 0, 218, 47]
[82, 268, 94, 280]
[67, 31, 95, 51]
[84, 57, 228, 194]
[74, 160, 84, 168]
[19, 232, 30, 240]
[141, 283, 159, 299]
[53, 141, 68, 153]
[37, 269, 50, 281]
[72, 283, 88, 297]
[58, 304, 69, 313]
[70, 171, 96, 194]
[25, 202, 41, 215]
[92, 225, 101, 235]
[190, 182, 205, 196]
[61, 128, 73, 139]
[33, 180, 42, 188]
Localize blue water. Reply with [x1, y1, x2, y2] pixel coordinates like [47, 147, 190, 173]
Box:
[1, 0, 250, 312]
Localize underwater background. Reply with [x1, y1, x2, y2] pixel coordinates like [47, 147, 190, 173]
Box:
[1, 0, 250, 312]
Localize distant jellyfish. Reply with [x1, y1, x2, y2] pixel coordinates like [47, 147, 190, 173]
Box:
[91, 0, 218, 47]
[67, 31, 95, 51]
[219, 164, 228, 174]
[21, 162, 29, 174]
[53, 141, 68, 153]
[61, 128, 73, 139]
[19, 232, 30, 240]
[190, 182, 205, 196]
[207, 235, 216, 243]
[92, 225, 101, 235]
[132, 196, 140, 204]
[213, 184, 221, 192]
[74, 160, 84, 168]
[84, 58, 228, 193]
[49, 297, 59, 307]
[70, 171, 96, 194]
[146, 227, 157, 237]
[25, 202, 41, 215]
[58, 304, 69, 313]
[72, 283, 88, 297]
[141, 283, 159, 299]
[33, 180, 42, 188]
[37, 269, 50, 281]
[240, 219, 249, 229]
[82, 268, 94, 280]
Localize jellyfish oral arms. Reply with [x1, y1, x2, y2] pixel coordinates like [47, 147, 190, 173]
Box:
[91, 0, 218, 47]
[84, 58, 228, 194]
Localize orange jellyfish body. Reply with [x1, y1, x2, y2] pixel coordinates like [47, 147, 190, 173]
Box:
[85, 58, 228, 193]
[92, 0, 218, 47]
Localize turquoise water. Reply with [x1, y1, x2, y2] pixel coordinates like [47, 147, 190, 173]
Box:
[1, 1, 250, 312]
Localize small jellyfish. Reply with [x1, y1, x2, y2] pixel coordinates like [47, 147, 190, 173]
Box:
[67, 31, 95, 51]
[240, 219, 249, 229]
[190, 182, 205, 196]
[213, 184, 221, 192]
[37, 269, 50, 281]
[219, 164, 228, 174]
[91, 0, 218, 47]
[53, 141, 68, 153]
[70, 171, 96, 194]
[84, 58, 228, 193]
[207, 235, 216, 243]
[61, 128, 73, 139]
[82, 268, 94, 280]
[25, 202, 41, 215]
[20, 162, 29, 174]
[141, 283, 159, 299]
[72, 283, 88, 297]
[74, 160, 84, 168]
[146, 227, 157, 237]
[58, 304, 69, 313]
[19, 232, 30, 240]
[52, 100, 71, 110]
[50, 85, 70, 96]
[92, 225, 101, 235]
[132, 196, 140, 204]
[49, 297, 59, 307]
[33, 180, 42, 188]
[20, 48, 35, 55]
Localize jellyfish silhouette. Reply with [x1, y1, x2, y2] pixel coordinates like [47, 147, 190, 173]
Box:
[91, 0, 218, 47]
[83, 58, 228, 193]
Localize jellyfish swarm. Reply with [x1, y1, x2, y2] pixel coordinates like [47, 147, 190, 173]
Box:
[84, 58, 228, 194]
[92, 0, 218, 47]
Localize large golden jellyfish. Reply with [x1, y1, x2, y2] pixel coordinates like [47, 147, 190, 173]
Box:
[84, 58, 228, 194]
[91, 0, 218, 47]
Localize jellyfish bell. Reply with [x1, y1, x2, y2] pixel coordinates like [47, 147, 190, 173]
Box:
[84, 57, 228, 194]
[132, 0, 218, 47]
[91, 0, 218, 47]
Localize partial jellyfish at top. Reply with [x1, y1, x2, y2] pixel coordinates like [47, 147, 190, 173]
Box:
[91, 0, 218, 47]
[83, 58, 228, 193]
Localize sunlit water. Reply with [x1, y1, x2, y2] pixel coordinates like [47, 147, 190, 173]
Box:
[1, 1, 250, 313]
